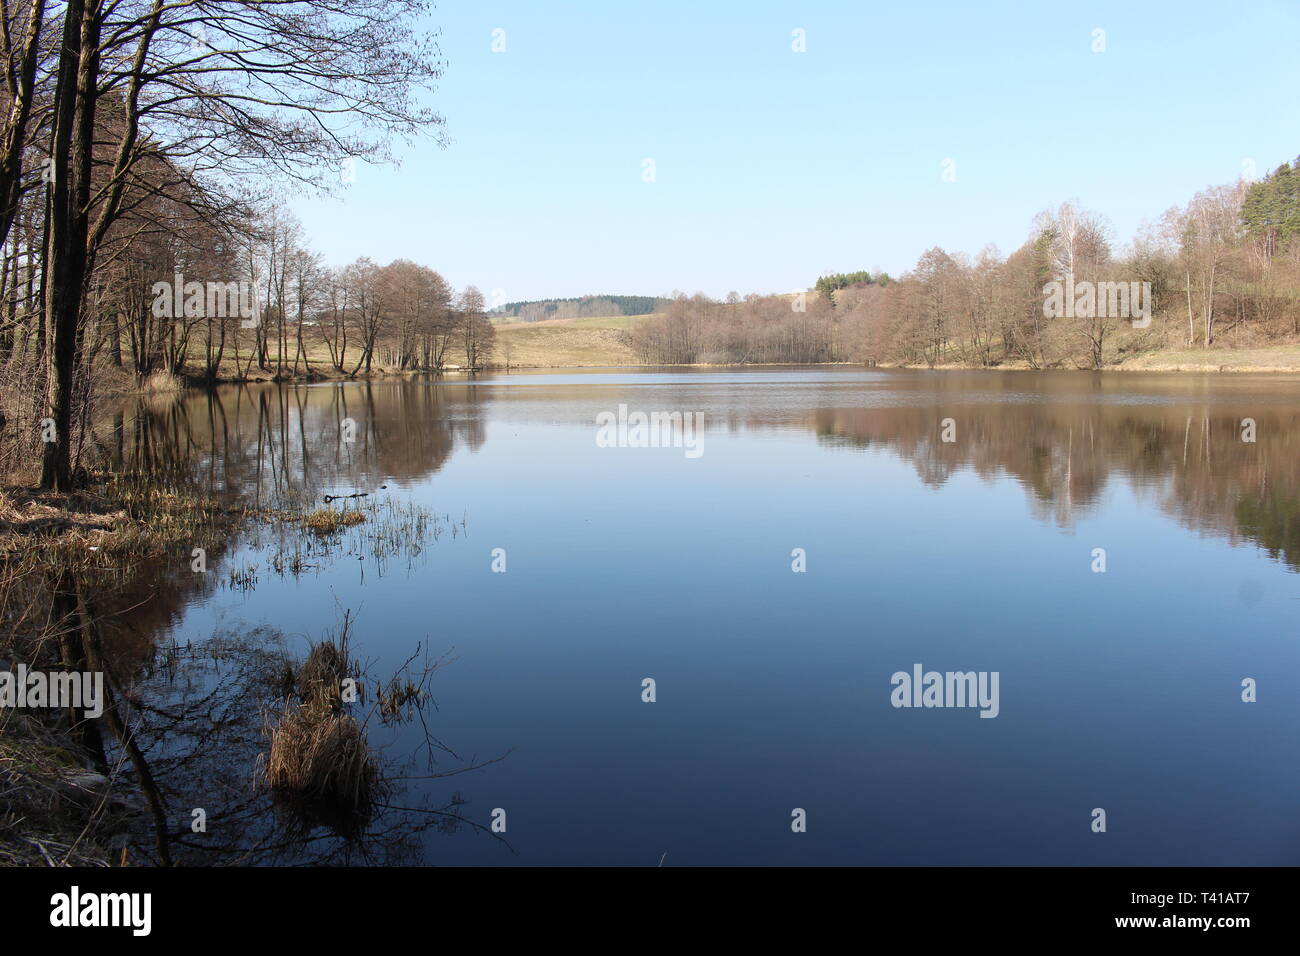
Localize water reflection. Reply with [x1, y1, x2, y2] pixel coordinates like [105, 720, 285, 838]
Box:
[92, 379, 487, 511]
[811, 398, 1300, 570]
[61, 369, 1300, 865]
[93, 371, 1300, 572]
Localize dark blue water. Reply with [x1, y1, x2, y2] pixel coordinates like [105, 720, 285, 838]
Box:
[154, 368, 1300, 865]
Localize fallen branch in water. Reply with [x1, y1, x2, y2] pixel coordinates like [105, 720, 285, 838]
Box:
[322, 486, 387, 504]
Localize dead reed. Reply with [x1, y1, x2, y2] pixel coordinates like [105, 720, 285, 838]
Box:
[262, 613, 378, 833]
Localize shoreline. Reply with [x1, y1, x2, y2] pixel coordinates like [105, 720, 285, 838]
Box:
[167, 354, 1300, 387]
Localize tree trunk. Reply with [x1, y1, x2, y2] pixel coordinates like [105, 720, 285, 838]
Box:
[42, 0, 100, 491]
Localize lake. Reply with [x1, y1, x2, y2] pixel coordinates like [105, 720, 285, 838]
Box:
[113, 367, 1300, 865]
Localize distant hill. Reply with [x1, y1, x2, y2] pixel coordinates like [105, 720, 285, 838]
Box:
[493, 295, 670, 322]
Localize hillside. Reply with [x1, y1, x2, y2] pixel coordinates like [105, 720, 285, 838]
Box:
[493, 314, 648, 367]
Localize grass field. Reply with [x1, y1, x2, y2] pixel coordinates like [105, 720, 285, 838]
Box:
[1115, 343, 1300, 372]
[494, 313, 652, 366]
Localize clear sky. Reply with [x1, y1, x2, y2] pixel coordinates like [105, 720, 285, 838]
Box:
[290, 0, 1300, 303]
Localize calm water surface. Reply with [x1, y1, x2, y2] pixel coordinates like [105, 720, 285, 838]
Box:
[126, 368, 1300, 865]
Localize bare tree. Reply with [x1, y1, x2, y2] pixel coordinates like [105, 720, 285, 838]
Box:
[40, 0, 446, 487]
[458, 285, 493, 368]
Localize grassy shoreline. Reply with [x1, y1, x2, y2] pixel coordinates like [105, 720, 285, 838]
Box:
[154, 312, 1300, 380]
[0, 479, 246, 866]
[491, 318, 1300, 372]
[179, 350, 1300, 379]
[0, 477, 395, 865]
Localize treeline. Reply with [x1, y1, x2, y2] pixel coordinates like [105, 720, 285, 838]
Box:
[188, 218, 497, 381]
[85, 208, 494, 383]
[632, 293, 839, 364]
[814, 270, 890, 299]
[1241, 158, 1300, 254]
[494, 295, 669, 322]
[0, 0, 449, 490]
[635, 160, 1300, 368]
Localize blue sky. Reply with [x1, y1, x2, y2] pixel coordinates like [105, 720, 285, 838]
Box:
[291, 0, 1300, 303]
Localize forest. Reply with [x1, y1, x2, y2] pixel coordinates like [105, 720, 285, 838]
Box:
[0, 0, 462, 491]
[493, 294, 669, 321]
[633, 160, 1300, 368]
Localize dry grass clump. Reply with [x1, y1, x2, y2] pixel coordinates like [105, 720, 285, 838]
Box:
[139, 370, 181, 394]
[263, 616, 377, 833]
[265, 699, 377, 818]
[377, 676, 422, 724]
[303, 507, 366, 535]
[297, 639, 349, 705]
